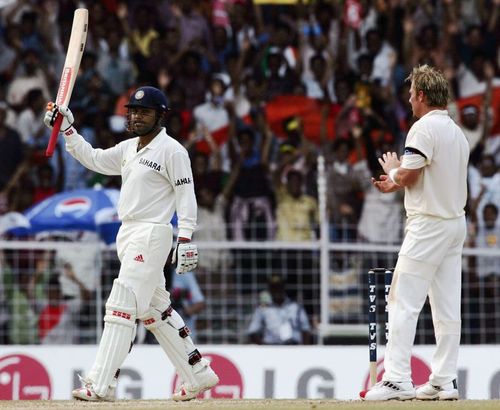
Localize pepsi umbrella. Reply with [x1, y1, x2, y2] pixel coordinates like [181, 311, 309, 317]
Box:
[9, 188, 121, 244]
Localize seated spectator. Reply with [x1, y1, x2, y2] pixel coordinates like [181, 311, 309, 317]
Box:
[247, 275, 312, 345]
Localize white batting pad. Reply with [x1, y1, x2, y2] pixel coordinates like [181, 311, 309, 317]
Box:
[88, 279, 137, 397]
[139, 287, 199, 387]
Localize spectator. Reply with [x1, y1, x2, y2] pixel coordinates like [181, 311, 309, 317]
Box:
[326, 138, 363, 242]
[274, 169, 318, 241]
[16, 88, 48, 150]
[228, 120, 274, 241]
[469, 203, 500, 279]
[51, 235, 101, 343]
[469, 155, 500, 226]
[38, 272, 90, 344]
[303, 53, 335, 101]
[0, 25, 20, 84]
[262, 47, 298, 100]
[353, 116, 403, 245]
[193, 133, 237, 274]
[170, 0, 213, 50]
[0, 102, 24, 192]
[173, 50, 208, 110]
[118, 4, 159, 70]
[170, 270, 206, 343]
[193, 73, 231, 138]
[468, 202, 500, 343]
[96, 29, 136, 97]
[32, 162, 63, 204]
[6, 48, 51, 109]
[247, 274, 312, 345]
[4, 251, 42, 344]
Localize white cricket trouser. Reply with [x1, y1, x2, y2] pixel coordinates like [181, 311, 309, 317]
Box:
[116, 221, 172, 316]
[383, 214, 466, 386]
[88, 221, 172, 396]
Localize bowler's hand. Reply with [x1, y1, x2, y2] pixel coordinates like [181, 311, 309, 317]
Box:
[371, 174, 401, 193]
[44, 102, 74, 132]
[378, 151, 401, 174]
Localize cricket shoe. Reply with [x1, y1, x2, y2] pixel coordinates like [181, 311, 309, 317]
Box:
[416, 379, 459, 400]
[360, 380, 416, 401]
[173, 358, 219, 401]
[72, 375, 116, 402]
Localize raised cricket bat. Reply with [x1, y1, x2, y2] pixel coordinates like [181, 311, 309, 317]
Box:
[45, 8, 88, 157]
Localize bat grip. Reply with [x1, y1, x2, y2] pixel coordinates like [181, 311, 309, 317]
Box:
[46, 115, 63, 157]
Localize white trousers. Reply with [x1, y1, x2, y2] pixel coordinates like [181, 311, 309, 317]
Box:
[88, 221, 173, 395]
[383, 214, 466, 385]
[116, 221, 172, 316]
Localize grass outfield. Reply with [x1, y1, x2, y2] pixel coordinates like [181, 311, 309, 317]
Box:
[0, 400, 499, 410]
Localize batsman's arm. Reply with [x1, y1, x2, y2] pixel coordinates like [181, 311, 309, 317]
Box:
[64, 128, 123, 176]
[44, 104, 122, 176]
[168, 150, 197, 240]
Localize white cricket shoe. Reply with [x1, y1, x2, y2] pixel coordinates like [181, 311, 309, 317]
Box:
[172, 358, 219, 401]
[416, 379, 459, 400]
[72, 375, 116, 402]
[360, 380, 416, 401]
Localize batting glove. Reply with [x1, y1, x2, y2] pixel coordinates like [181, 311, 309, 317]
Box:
[172, 239, 198, 274]
[44, 102, 74, 132]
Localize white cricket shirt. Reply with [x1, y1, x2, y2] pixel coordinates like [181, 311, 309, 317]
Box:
[401, 110, 469, 219]
[63, 127, 197, 239]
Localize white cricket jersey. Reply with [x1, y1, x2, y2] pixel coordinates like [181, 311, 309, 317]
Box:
[63, 127, 196, 239]
[401, 110, 469, 219]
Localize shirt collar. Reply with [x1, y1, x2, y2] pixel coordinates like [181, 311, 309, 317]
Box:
[421, 109, 448, 119]
[141, 128, 167, 151]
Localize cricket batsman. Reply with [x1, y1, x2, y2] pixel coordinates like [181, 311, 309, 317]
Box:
[44, 86, 219, 401]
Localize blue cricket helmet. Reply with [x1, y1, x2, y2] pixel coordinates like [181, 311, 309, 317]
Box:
[125, 86, 169, 112]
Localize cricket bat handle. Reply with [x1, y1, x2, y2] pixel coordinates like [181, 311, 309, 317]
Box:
[46, 115, 63, 157]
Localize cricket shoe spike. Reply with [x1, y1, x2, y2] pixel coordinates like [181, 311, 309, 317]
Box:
[416, 379, 459, 400]
[360, 380, 415, 401]
[172, 358, 219, 401]
[72, 374, 116, 402]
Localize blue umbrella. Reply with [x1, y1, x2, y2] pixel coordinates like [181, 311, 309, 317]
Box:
[9, 188, 121, 244]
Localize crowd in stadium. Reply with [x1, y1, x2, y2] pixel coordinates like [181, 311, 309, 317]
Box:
[0, 0, 499, 345]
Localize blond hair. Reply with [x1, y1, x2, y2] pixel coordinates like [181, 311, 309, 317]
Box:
[406, 65, 449, 107]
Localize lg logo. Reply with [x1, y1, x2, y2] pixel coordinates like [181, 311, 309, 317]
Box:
[264, 368, 335, 398]
[0, 354, 51, 400]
